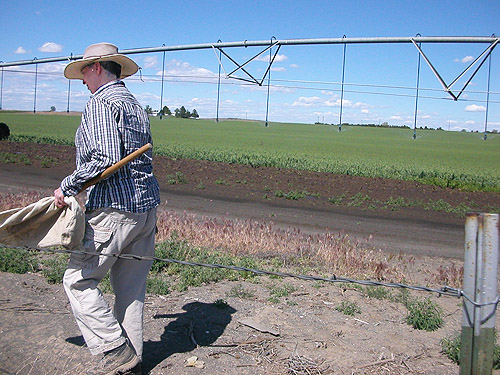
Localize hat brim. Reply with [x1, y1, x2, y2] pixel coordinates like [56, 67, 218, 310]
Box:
[64, 54, 139, 80]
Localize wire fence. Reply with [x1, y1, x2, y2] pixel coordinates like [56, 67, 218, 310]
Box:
[1, 242, 499, 310]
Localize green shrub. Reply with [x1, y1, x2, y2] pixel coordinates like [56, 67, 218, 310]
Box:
[0, 247, 38, 274]
[440, 335, 461, 364]
[406, 297, 443, 331]
[153, 235, 260, 292]
[146, 275, 170, 295]
[440, 333, 500, 369]
[227, 284, 255, 299]
[41, 254, 69, 284]
[335, 301, 361, 316]
[363, 286, 392, 300]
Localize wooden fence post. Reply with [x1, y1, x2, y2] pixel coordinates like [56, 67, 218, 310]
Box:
[461, 213, 499, 375]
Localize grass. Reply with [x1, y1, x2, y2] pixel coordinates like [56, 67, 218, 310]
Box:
[227, 284, 255, 299]
[335, 301, 361, 316]
[440, 333, 500, 369]
[0, 151, 32, 165]
[166, 172, 187, 185]
[152, 233, 260, 292]
[1, 112, 499, 192]
[405, 297, 444, 331]
[41, 254, 69, 284]
[267, 282, 296, 303]
[0, 247, 38, 274]
[328, 193, 497, 217]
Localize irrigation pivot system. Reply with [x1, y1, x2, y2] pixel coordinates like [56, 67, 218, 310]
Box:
[0, 36, 498, 137]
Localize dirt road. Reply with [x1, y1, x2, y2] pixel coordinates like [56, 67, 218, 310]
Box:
[0, 161, 465, 259]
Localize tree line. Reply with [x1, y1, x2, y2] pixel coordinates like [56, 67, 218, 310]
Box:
[144, 105, 199, 119]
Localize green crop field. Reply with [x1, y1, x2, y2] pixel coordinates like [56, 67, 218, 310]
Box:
[1, 111, 499, 192]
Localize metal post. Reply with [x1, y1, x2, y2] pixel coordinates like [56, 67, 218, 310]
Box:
[265, 37, 276, 127]
[159, 46, 166, 119]
[33, 59, 38, 113]
[461, 213, 499, 375]
[412, 35, 421, 140]
[483, 51, 492, 140]
[66, 79, 71, 112]
[0, 65, 3, 110]
[339, 35, 347, 132]
[216, 40, 222, 123]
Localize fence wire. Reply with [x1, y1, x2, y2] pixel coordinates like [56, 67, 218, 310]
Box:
[1, 242, 498, 310]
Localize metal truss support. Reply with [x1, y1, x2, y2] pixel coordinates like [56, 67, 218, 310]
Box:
[1, 36, 498, 129]
[212, 39, 281, 85]
[411, 38, 498, 101]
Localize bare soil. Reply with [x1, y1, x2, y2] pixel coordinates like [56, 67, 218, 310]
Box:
[1, 141, 499, 375]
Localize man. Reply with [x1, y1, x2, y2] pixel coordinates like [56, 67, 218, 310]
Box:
[54, 42, 160, 375]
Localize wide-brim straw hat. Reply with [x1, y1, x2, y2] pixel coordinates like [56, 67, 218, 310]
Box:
[64, 42, 139, 80]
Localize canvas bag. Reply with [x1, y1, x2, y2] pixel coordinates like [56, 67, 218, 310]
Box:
[0, 196, 85, 250]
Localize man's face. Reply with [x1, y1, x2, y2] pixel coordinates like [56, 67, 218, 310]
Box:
[81, 62, 99, 93]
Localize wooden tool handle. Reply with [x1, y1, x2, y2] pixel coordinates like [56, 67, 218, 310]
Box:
[80, 143, 152, 192]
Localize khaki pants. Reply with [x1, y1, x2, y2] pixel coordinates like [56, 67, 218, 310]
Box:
[63, 207, 157, 358]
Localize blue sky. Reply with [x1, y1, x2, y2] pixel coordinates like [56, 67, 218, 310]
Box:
[1, 0, 499, 131]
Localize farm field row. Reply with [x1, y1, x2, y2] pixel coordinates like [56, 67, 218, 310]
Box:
[1, 111, 499, 191]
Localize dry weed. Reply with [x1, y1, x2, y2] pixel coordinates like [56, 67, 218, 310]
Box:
[155, 208, 407, 283]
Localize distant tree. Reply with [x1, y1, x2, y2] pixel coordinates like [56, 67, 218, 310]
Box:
[144, 105, 153, 115]
[161, 106, 171, 116]
[50, 106, 56, 112]
[191, 109, 199, 119]
[175, 106, 191, 118]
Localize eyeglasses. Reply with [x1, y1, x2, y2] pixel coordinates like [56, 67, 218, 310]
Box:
[80, 62, 96, 75]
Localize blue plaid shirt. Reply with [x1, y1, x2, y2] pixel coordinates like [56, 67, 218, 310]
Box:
[61, 80, 160, 213]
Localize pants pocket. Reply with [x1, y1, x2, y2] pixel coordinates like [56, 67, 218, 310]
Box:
[69, 211, 116, 268]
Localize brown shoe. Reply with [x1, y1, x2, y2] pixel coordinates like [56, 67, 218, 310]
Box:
[91, 342, 140, 375]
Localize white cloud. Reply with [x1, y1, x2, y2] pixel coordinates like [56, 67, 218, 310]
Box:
[465, 120, 475, 124]
[143, 56, 158, 69]
[289, 64, 299, 68]
[324, 98, 343, 107]
[168, 59, 215, 77]
[390, 115, 402, 120]
[255, 54, 288, 63]
[465, 104, 486, 112]
[454, 56, 475, 63]
[361, 109, 369, 114]
[14, 46, 28, 54]
[271, 67, 286, 72]
[38, 42, 63, 53]
[292, 96, 321, 107]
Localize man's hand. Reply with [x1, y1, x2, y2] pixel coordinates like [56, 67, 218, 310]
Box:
[54, 187, 68, 208]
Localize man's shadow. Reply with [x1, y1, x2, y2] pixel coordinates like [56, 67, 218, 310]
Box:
[66, 301, 237, 374]
[142, 301, 236, 373]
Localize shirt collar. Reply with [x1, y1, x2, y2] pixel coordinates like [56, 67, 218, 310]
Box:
[92, 80, 123, 96]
